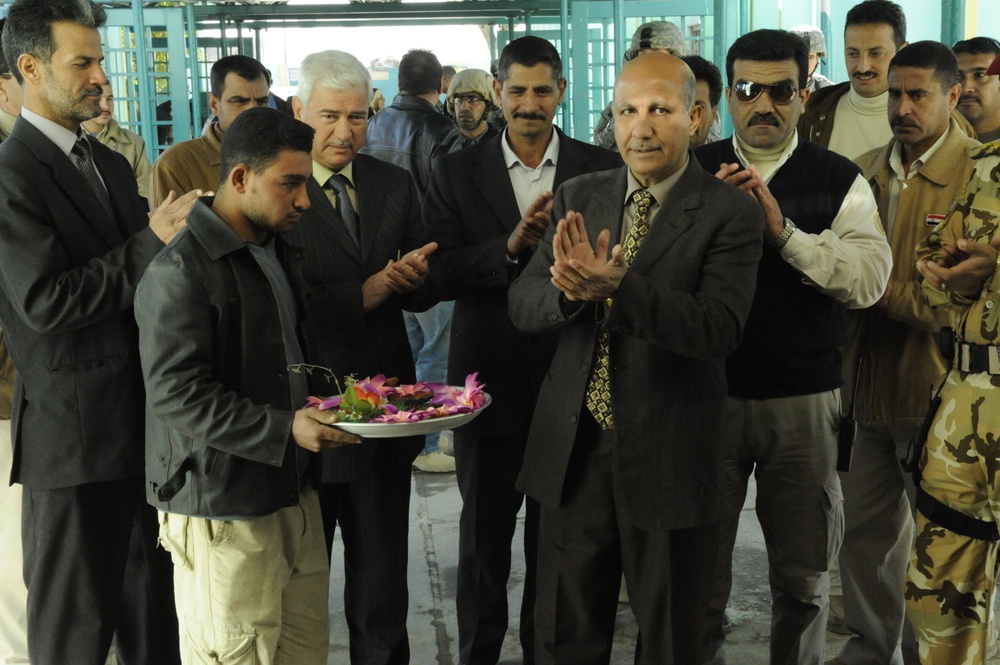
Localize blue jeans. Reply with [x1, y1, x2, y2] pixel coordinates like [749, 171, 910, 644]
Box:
[404, 302, 454, 454]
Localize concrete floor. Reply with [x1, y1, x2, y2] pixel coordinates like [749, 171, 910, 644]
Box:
[326, 470, 854, 665]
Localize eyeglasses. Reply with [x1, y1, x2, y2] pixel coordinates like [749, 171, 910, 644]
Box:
[733, 81, 799, 105]
[453, 94, 486, 107]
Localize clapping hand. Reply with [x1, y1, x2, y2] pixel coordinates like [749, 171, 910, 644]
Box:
[549, 211, 625, 302]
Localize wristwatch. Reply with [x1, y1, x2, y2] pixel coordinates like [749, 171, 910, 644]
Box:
[771, 218, 796, 250]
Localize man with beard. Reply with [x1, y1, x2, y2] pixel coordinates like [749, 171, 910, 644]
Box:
[696, 29, 891, 665]
[0, 0, 199, 662]
[830, 41, 978, 665]
[138, 107, 360, 665]
[799, 0, 907, 160]
[446, 68, 500, 148]
[953, 38, 1000, 144]
[0, 18, 28, 664]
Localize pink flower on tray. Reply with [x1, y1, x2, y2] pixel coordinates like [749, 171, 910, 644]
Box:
[432, 372, 487, 413]
[306, 395, 343, 410]
[304, 372, 487, 424]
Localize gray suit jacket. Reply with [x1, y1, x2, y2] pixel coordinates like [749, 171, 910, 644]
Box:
[284, 153, 431, 482]
[0, 117, 161, 488]
[508, 158, 764, 530]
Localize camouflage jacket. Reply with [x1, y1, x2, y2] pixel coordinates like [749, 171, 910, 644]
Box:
[917, 140, 1000, 345]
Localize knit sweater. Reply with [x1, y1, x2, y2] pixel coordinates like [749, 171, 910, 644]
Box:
[695, 138, 860, 398]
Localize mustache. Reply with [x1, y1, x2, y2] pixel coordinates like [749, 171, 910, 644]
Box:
[512, 111, 546, 121]
[82, 87, 103, 97]
[890, 116, 918, 129]
[327, 139, 353, 148]
[959, 94, 981, 104]
[747, 113, 779, 127]
[852, 71, 878, 79]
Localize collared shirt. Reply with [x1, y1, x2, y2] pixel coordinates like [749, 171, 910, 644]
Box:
[312, 159, 359, 212]
[22, 106, 109, 191]
[620, 156, 690, 242]
[730, 130, 890, 309]
[886, 124, 951, 239]
[500, 126, 560, 218]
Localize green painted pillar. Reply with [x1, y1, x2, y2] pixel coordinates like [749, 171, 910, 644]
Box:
[941, 0, 966, 45]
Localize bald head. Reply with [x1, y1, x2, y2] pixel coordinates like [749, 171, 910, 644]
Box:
[616, 52, 697, 111]
[613, 53, 701, 187]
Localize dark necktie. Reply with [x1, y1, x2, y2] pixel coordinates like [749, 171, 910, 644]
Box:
[585, 189, 654, 430]
[326, 174, 361, 248]
[71, 137, 113, 217]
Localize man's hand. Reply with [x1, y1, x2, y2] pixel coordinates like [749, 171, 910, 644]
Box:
[549, 212, 625, 302]
[714, 164, 784, 241]
[917, 236, 1000, 296]
[149, 189, 203, 245]
[385, 242, 438, 294]
[362, 242, 439, 310]
[876, 277, 894, 310]
[506, 192, 554, 257]
[714, 162, 761, 193]
[292, 407, 362, 452]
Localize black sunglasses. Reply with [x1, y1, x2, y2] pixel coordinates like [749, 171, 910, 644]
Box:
[733, 81, 799, 105]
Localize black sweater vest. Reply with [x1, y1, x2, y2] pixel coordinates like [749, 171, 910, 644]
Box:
[695, 138, 860, 399]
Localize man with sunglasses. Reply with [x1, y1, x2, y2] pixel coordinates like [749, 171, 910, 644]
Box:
[696, 29, 891, 665]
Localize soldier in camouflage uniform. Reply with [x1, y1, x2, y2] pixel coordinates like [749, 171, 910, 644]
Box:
[909, 136, 1000, 664]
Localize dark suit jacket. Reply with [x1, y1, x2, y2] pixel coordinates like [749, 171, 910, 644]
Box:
[422, 129, 621, 435]
[0, 117, 162, 488]
[284, 153, 430, 482]
[508, 159, 764, 530]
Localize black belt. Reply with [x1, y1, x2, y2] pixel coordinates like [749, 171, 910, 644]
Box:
[915, 486, 1000, 542]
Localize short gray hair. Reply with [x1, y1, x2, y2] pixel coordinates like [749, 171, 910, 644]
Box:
[296, 50, 372, 108]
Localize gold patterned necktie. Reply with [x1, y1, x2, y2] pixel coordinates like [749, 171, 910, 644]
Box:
[585, 189, 653, 430]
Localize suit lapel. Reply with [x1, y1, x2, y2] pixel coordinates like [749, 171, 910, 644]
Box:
[353, 155, 385, 264]
[305, 176, 363, 264]
[552, 128, 591, 190]
[585, 167, 628, 249]
[630, 157, 701, 273]
[474, 135, 522, 233]
[17, 122, 124, 248]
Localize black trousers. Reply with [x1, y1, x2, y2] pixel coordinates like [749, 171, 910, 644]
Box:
[533, 413, 719, 665]
[22, 476, 178, 665]
[319, 459, 413, 665]
[454, 424, 539, 665]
